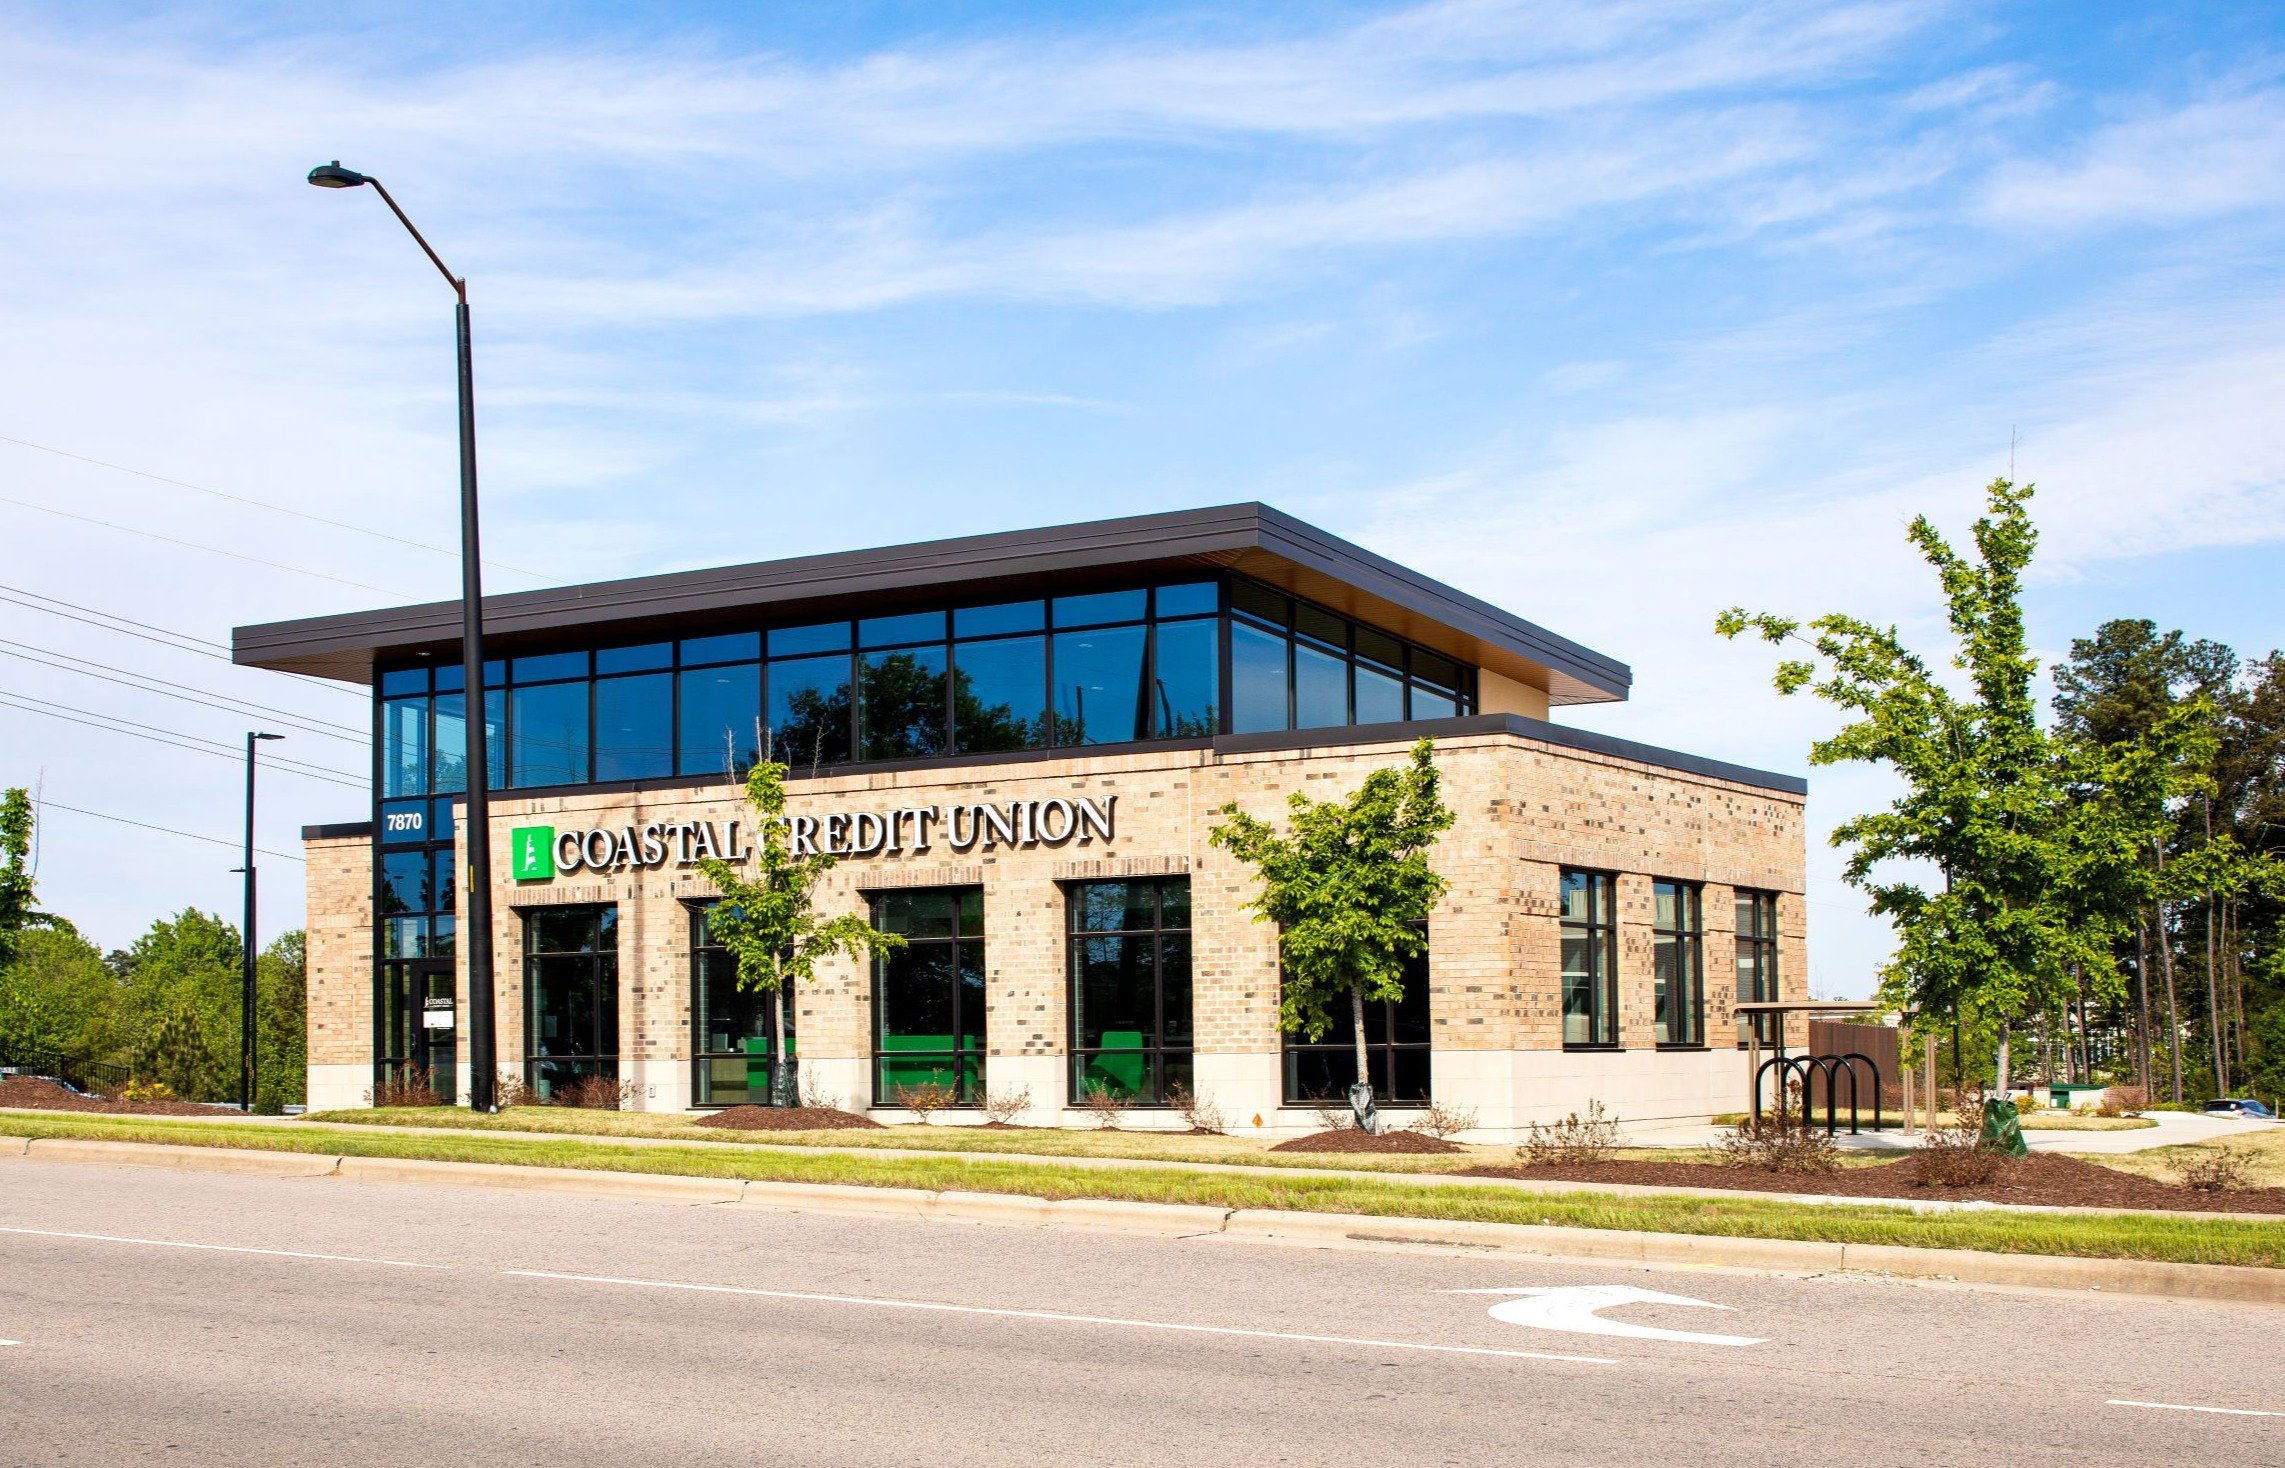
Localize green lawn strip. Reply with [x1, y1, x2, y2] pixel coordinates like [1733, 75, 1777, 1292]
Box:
[306, 1106, 1485, 1175]
[9, 1112, 2282, 1268]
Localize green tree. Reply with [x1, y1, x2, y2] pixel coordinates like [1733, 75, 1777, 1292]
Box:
[0, 925, 120, 1063]
[118, 909, 243, 1102]
[0, 788, 68, 966]
[1208, 736, 1452, 1130]
[695, 760, 904, 1104]
[1719, 480, 2086, 1089]
[255, 930, 306, 1113]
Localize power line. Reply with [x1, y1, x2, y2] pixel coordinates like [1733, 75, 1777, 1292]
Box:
[0, 641, 367, 744]
[35, 798, 305, 863]
[0, 492, 415, 598]
[0, 430, 559, 584]
[0, 691, 366, 790]
[0, 583, 365, 700]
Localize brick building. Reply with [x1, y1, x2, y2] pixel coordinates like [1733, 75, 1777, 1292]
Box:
[239, 504, 1805, 1138]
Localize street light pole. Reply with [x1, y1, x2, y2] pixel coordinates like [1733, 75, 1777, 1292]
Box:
[309, 161, 498, 1112]
[241, 731, 283, 1113]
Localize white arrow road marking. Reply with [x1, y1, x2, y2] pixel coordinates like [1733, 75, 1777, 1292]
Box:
[0, 1339, 21, 1347]
[2107, 1399, 2282, 1419]
[1447, 1286, 1765, 1347]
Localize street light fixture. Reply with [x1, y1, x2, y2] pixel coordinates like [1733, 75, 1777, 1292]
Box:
[240, 731, 284, 1113]
[309, 160, 499, 1112]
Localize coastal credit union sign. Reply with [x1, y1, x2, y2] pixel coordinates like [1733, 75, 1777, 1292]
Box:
[509, 795, 1116, 881]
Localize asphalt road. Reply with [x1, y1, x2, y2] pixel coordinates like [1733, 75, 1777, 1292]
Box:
[2, 1161, 2281, 1466]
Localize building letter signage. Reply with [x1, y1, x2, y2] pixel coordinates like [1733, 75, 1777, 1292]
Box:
[534, 797, 1114, 879]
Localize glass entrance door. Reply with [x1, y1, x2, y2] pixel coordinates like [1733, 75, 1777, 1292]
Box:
[524, 906, 620, 1102]
[408, 960, 457, 1104]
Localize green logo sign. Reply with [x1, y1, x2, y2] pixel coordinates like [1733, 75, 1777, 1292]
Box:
[510, 826, 556, 881]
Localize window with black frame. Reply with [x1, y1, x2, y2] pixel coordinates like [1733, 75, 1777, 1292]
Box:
[1228, 579, 1474, 735]
[1561, 869, 1618, 1048]
[1735, 889, 1780, 1047]
[872, 889, 985, 1105]
[1279, 943, 1431, 1106]
[1067, 878, 1192, 1106]
[524, 906, 619, 1101]
[690, 904, 795, 1107]
[1652, 879, 1704, 1047]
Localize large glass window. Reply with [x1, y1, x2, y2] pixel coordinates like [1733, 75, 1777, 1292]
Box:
[952, 635, 1047, 752]
[381, 696, 427, 797]
[1068, 879, 1192, 1106]
[1280, 943, 1431, 1105]
[678, 663, 760, 776]
[1053, 624, 1148, 745]
[770, 652, 854, 768]
[510, 680, 589, 789]
[1735, 890, 1780, 1047]
[524, 906, 619, 1102]
[872, 888, 985, 1105]
[1151, 618, 1218, 737]
[690, 904, 794, 1107]
[1228, 579, 1473, 735]
[1561, 870, 1618, 1048]
[594, 672, 672, 782]
[1653, 879, 1704, 1047]
[859, 647, 948, 760]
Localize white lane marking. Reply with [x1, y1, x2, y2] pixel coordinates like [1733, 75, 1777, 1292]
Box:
[1447, 1286, 1764, 1347]
[0, 1339, 21, 1346]
[2107, 1399, 2282, 1419]
[504, 1269, 1618, 1366]
[0, 1225, 449, 1271]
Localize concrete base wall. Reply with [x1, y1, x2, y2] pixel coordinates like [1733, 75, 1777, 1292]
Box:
[307, 1063, 369, 1112]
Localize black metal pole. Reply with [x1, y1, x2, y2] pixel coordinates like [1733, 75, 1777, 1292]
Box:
[241, 733, 257, 1113]
[457, 297, 497, 1114]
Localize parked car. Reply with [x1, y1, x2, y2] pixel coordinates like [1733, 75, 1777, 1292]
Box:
[2203, 1098, 2277, 1119]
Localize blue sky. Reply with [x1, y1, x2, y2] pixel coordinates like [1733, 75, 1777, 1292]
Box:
[1, 2, 2280, 991]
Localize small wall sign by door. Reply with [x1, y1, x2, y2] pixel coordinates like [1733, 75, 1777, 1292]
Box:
[422, 997, 456, 1030]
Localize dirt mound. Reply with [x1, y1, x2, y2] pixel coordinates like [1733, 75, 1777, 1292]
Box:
[0, 1074, 232, 1116]
[1270, 1127, 1466, 1155]
[692, 1105, 884, 1131]
[1469, 1149, 2285, 1215]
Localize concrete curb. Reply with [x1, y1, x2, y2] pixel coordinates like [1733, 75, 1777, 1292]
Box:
[6, 1134, 2281, 1306]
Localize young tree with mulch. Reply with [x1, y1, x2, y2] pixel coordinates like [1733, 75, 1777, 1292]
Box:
[1209, 736, 1451, 1134]
[697, 759, 904, 1106]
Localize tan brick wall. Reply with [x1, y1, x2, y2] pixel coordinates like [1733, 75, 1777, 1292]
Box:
[303, 834, 371, 1070]
[308, 726, 1806, 1121]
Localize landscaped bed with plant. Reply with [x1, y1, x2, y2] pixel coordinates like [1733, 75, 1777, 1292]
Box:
[0, 1074, 233, 1117]
[7, 1110, 2285, 1269]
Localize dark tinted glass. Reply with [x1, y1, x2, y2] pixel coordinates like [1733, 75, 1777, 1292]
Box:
[859, 647, 947, 760]
[874, 889, 963, 939]
[1294, 603, 1346, 648]
[1410, 686, 1456, 720]
[1411, 649, 1462, 693]
[680, 632, 760, 666]
[859, 610, 946, 647]
[1155, 582, 1218, 618]
[769, 653, 852, 766]
[429, 796, 455, 843]
[1293, 640, 1347, 729]
[1070, 881, 1157, 932]
[1230, 580, 1287, 625]
[678, 664, 761, 774]
[595, 642, 671, 674]
[594, 672, 672, 781]
[433, 851, 457, 914]
[434, 663, 464, 694]
[952, 636, 1046, 753]
[1052, 589, 1146, 627]
[881, 945, 955, 1043]
[1159, 882, 1190, 928]
[1353, 627, 1403, 672]
[1230, 619, 1288, 733]
[1053, 625, 1147, 745]
[1151, 619, 1218, 737]
[510, 681, 589, 788]
[526, 906, 610, 953]
[1073, 933, 1152, 1050]
[1354, 663, 1404, 724]
[1160, 933, 1193, 1044]
[954, 600, 1045, 637]
[769, 622, 850, 657]
[382, 698, 426, 798]
[379, 667, 428, 696]
[380, 850, 430, 915]
[512, 651, 588, 683]
[431, 693, 468, 795]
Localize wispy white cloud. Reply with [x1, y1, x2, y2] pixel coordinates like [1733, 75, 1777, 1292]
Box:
[1979, 87, 2285, 229]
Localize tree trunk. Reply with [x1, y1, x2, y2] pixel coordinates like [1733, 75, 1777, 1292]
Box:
[2206, 893, 2225, 1098]
[2134, 914, 2151, 1094]
[1995, 1019, 2012, 1097]
[1347, 982, 1378, 1134]
[2158, 843, 2183, 1104]
[767, 954, 790, 1107]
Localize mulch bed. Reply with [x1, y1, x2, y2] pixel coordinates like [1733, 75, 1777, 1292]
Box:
[692, 1105, 884, 1132]
[1271, 1127, 1467, 1155]
[0, 1074, 233, 1117]
[1466, 1151, 2285, 1215]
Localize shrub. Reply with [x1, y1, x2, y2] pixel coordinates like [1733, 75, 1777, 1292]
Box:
[553, 1073, 640, 1110]
[1306, 1093, 1352, 1132]
[1166, 1084, 1226, 1135]
[491, 1072, 536, 1108]
[2174, 1147, 2253, 1193]
[891, 1081, 956, 1123]
[367, 1068, 444, 1108]
[1518, 1100, 1620, 1166]
[1912, 1118, 2011, 1188]
[978, 1086, 1032, 1127]
[1716, 1116, 1840, 1174]
[798, 1072, 840, 1112]
[1080, 1081, 1133, 1130]
[120, 1077, 178, 1106]
[1408, 1101, 1478, 1141]
[2095, 1085, 2146, 1119]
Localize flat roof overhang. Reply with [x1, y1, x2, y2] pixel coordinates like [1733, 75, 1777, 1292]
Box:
[232, 502, 1631, 706]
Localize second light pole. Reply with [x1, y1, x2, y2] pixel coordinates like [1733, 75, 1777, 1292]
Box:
[309, 160, 499, 1112]
[240, 730, 284, 1113]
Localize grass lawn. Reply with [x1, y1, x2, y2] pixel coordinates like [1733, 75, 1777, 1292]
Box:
[7, 1110, 2283, 1269]
[2087, 1125, 2285, 1190]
